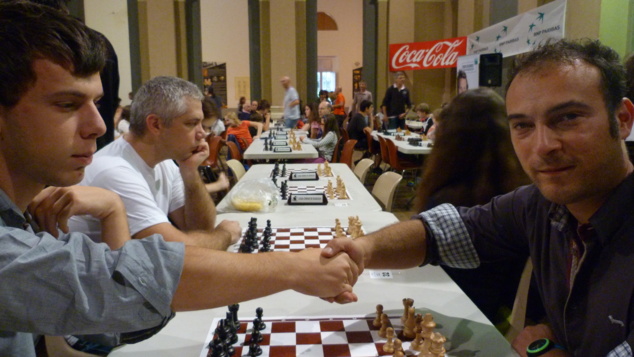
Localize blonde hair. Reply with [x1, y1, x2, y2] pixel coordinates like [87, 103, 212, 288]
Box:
[224, 111, 240, 126]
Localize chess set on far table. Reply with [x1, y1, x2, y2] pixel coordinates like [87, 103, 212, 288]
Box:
[203, 298, 448, 357]
[234, 217, 364, 253]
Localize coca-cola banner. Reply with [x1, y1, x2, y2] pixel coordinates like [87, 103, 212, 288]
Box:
[389, 36, 467, 72]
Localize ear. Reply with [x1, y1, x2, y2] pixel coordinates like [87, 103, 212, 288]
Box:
[617, 98, 634, 140]
[145, 114, 162, 136]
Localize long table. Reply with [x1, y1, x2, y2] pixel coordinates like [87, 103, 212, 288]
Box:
[216, 163, 383, 213]
[111, 212, 516, 357]
[243, 136, 318, 160]
[372, 130, 433, 155]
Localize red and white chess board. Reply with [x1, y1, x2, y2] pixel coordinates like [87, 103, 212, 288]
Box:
[201, 315, 447, 357]
[232, 226, 350, 253]
[284, 185, 351, 200]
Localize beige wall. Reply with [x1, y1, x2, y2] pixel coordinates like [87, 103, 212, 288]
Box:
[565, 0, 601, 39]
[317, 0, 363, 108]
[200, 0, 250, 108]
[143, 0, 179, 79]
[84, 0, 132, 105]
[269, 0, 298, 108]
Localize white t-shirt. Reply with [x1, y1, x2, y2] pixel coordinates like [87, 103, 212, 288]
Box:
[68, 137, 185, 242]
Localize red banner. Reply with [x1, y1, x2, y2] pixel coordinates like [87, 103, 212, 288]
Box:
[389, 36, 467, 71]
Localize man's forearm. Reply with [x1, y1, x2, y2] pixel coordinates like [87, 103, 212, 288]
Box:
[100, 200, 131, 250]
[181, 169, 216, 231]
[172, 247, 356, 311]
[360, 219, 427, 269]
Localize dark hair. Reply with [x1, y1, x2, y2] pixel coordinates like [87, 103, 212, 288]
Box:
[507, 38, 626, 139]
[25, 0, 70, 12]
[202, 97, 219, 119]
[360, 100, 373, 112]
[416, 88, 528, 210]
[306, 102, 320, 125]
[257, 99, 270, 111]
[625, 53, 634, 101]
[0, 1, 106, 108]
[322, 114, 340, 138]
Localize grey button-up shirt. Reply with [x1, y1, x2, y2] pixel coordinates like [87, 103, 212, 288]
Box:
[0, 189, 184, 356]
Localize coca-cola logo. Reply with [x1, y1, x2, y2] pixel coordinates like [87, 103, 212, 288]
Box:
[390, 38, 466, 70]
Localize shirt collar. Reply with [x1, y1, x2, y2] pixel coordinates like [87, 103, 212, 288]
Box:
[548, 172, 634, 246]
[0, 188, 28, 229]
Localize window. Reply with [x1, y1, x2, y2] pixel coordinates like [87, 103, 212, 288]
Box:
[317, 56, 337, 97]
[317, 71, 336, 96]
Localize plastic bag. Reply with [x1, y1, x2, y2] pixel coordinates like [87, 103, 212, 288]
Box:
[229, 178, 278, 212]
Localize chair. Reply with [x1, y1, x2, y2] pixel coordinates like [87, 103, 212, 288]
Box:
[226, 159, 246, 184]
[377, 135, 391, 171]
[371, 171, 403, 211]
[203, 135, 225, 171]
[225, 140, 243, 162]
[340, 127, 350, 143]
[365, 128, 379, 159]
[385, 137, 420, 177]
[339, 139, 357, 168]
[353, 158, 374, 184]
[332, 136, 344, 163]
[504, 259, 534, 342]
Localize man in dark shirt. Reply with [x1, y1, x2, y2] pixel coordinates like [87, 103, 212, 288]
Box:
[324, 39, 634, 356]
[381, 71, 411, 130]
[348, 100, 373, 150]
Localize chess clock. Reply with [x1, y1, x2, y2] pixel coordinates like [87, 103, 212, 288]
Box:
[526, 338, 565, 356]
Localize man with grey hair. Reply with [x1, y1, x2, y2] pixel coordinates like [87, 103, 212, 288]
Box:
[381, 71, 411, 129]
[280, 76, 300, 128]
[69, 76, 238, 250]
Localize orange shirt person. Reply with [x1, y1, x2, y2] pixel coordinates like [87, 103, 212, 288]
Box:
[224, 112, 262, 150]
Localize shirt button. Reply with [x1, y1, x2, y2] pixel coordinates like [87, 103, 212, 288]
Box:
[138, 277, 147, 286]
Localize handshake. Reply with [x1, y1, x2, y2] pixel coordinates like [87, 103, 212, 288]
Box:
[289, 237, 366, 304]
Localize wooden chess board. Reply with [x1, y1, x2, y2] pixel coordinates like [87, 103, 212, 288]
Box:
[233, 226, 353, 253]
[201, 315, 448, 357]
[283, 185, 351, 200]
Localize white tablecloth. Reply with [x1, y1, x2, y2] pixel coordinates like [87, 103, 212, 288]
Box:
[111, 212, 516, 357]
[216, 163, 382, 213]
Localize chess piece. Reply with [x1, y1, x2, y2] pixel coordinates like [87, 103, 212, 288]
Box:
[378, 313, 390, 338]
[281, 163, 286, 177]
[429, 332, 447, 357]
[247, 341, 262, 356]
[334, 219, 345, 238]
[228, 304, 240, 330]
[383, 327, 395, 353]
[401, 298, 414, 323]
[410, 330, 424, 351]
[250, 329, 263, 343]
[403, 306, 416, 339]
[326, 181, 335, 199]
[316, 164, 322, 176]
[255, 307, 266, 330]
[207, 337, 229, 357]
[373, 304, 384, 327]
[393, 339, 404, 357]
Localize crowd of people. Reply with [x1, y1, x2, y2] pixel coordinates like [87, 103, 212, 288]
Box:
[3, 1, 634, 357]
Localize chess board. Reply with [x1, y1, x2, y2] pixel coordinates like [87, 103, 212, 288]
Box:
[284, 185, 350, 200]
[271, 168, 334, 178]
[232, 226, 351, 253]
[201, 315, 448, 357]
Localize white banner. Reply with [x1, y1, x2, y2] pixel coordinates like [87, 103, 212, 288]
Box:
[456, 54, 480, 93]
[467, 0, 566, 57]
